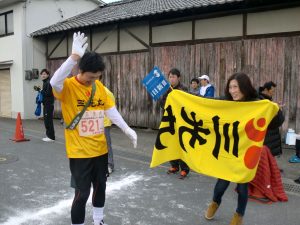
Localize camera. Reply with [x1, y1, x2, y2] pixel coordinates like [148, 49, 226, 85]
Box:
[34, 85, 41, 91]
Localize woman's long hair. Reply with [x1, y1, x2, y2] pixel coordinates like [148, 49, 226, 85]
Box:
[225, 72, 258, 101]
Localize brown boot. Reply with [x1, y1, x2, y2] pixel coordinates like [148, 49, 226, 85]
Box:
[205, 201, 219, 220]
[229, 212, 243, 225]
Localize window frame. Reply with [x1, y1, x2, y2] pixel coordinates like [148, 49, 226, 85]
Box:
[0, 10, 14, 38]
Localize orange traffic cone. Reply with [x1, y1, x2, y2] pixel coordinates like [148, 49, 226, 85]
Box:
[12, 112, 30, 142]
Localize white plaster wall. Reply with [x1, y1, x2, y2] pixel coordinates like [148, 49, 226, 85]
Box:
[32, 38, 47, 69]
[92, 26, 118, 53]
[48, 34, 68, 58]
[23, 37, 47, 120]
[0, 0, 99, 119]
[195, 15, 243, 39]
[25, 0, 99, 34]
[23, 0, 98, 119]
[120, 22, 149, 51]
[152, 21, 192, 43]
[247, 7, 300, 35]
[0, 4, 25, 118]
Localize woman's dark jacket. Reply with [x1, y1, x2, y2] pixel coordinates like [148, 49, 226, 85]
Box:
[259, 93, 284, 156]
[41, 77, 55, 105]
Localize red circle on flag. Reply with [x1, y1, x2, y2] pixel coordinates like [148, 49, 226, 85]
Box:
[244, 146, 262, 169]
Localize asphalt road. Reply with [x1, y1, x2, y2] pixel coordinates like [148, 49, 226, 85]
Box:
[0, 118, 299, 225]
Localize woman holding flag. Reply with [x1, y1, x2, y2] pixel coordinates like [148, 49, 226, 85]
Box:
[204, 72, 283, 225]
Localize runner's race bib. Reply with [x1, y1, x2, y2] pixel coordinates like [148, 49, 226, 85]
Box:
[78, 110, 104, 136]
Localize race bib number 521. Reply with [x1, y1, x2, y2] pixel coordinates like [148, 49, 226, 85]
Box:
[78, 110, 104, 136]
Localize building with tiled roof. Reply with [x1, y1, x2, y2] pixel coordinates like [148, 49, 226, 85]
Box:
[0, 0, 102, 119]
[32, 0, 244, 36]
[2, 0, 300, 132]
[33, 0, 300, 131]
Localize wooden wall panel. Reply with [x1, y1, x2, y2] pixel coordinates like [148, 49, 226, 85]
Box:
[243, 37, 300, 131]
[103, 52, 151, 127]
[194, 41, 242, 96]
[152, 45, 194, 87]
[296, 37, 300, 133]
[286, 37, 300, 131]
[47, 35, 300, 132]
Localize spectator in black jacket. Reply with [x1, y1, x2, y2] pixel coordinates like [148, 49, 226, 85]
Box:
[159, 68, 189, 179]
[258, 81, 284, 156]
[259, 81, 276, 100]
[40, 69, 55, 142]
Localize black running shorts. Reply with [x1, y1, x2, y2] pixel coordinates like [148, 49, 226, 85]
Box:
[69, 153, 108, 189]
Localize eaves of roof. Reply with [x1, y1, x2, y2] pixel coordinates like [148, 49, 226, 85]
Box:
[31, 0, 244, 37]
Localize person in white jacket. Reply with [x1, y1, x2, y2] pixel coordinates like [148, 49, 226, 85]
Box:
[50, 32, 137, 225]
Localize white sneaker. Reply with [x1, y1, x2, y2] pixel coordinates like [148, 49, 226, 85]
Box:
[42, 137, 55, 142]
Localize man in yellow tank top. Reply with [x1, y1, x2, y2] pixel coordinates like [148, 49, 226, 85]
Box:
[50, 32, 137, 225]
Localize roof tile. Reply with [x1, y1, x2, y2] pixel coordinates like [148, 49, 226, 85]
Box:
[31, 0, 243, 36]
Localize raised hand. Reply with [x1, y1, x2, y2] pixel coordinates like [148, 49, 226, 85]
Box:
[72, 31, 88, 57]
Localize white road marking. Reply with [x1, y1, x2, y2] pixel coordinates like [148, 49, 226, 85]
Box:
[0, 174, 143, 225]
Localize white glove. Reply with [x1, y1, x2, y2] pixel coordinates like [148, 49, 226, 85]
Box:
[72, 31, 88, 57]
[124, 127, 137, 148]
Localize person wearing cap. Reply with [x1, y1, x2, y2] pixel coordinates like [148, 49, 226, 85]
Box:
[199, 74, 215, 97]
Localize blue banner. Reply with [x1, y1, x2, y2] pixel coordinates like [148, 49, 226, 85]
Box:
[142, 66, 170, 101]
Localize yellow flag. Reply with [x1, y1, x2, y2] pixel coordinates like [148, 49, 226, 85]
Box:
[150, 90, 279, 183]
